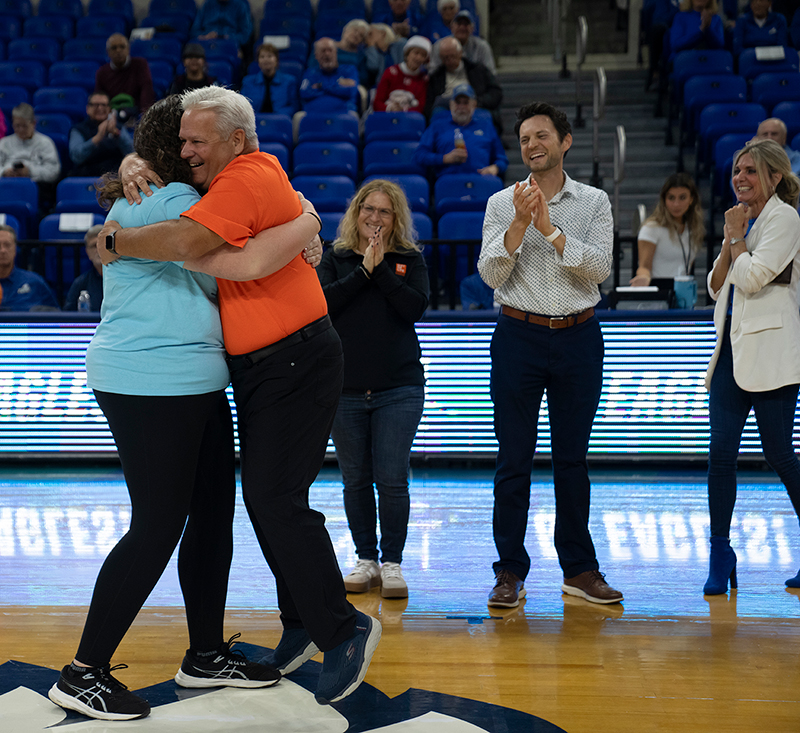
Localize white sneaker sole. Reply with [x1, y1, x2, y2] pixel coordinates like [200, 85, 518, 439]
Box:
[561, 583, 623, 605]
[48, 684, 147, 721]
[277, 640, 320, 675]
[343, 573, 381, 593]
[174, 669, 280, 688]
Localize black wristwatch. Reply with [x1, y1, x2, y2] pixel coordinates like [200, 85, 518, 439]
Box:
[105, 230, 117, 254]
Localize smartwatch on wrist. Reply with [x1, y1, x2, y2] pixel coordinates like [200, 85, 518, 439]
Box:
[105, 230, 117, 254]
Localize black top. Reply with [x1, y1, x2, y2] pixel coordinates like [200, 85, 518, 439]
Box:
[317, 246, 429, 392]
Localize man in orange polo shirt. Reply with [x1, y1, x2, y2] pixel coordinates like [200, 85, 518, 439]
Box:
[97, 86, 381, 706]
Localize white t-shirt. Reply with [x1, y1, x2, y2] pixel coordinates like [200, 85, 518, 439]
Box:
[638, 221, 695, 279]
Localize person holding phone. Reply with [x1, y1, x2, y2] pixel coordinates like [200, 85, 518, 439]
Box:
[317, 180, 429, 599]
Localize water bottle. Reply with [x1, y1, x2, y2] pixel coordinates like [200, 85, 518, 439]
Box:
[454, 128, 465, 149]
[77, 290, 91, 312]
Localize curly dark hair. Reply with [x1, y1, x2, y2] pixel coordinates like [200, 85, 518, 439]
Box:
[97, 95, 194, 208]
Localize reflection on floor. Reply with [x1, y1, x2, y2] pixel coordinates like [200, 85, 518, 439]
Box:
[2, 466, 800, 732]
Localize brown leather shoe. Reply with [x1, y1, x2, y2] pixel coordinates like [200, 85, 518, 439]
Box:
[488, 569, 526, 608]
[561, 570, 623, 605]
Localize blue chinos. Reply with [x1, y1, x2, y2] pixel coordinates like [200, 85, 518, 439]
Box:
[490, 312, 604, 580]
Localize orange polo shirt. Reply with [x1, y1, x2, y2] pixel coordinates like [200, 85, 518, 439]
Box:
[182, 152, 328, 355]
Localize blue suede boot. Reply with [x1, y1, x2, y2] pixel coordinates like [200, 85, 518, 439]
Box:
[703, 536, 737, 595]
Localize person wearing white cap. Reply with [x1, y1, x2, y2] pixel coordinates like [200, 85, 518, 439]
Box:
[373, 35, 431, 112]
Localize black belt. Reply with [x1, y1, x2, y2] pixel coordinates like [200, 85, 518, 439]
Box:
[225, 315, 332, 369]
[501, 305, 594, 329]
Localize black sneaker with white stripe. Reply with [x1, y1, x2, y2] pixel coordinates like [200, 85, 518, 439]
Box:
[174, 633, 281, 689]
[48, 663, 150, 721]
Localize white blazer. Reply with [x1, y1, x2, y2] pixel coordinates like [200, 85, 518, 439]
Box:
[705, 195, 800, 392]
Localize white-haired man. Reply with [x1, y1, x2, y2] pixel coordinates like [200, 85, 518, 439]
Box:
[98, 86, 381, 706]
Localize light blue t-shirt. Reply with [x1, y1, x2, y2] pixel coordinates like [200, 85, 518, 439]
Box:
[86, 182, 229, 396]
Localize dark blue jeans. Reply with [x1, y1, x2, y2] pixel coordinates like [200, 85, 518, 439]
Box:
[708, 322, 800, 537]
[490, 313, 604, 580]
[331, 385, 425, 565]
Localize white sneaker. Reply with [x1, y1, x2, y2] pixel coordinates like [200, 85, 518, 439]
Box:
[343, 559, 381, 593]
[380, 562, 408, 598]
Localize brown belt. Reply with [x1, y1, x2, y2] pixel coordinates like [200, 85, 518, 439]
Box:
[501, 305, 595, 329]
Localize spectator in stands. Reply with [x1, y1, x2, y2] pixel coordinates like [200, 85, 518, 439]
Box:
[373, 35, 431, 113]
[168, 43, 217, 96]
[732, 0, 788, 55]
[240, 43, 299, 116]
[415, 83, 507, 177]
[299, 38, 360, 115]
[364, 23, 406, 89]
[0, 109, 6, 139]
[95, 34, 156, 114]
[642, 0, 680, 89]
[669, 0, 725, 62]
[63, 224, 103, 312]
[0, 224, 58, 311]
[317, 179, 428, 601]
[374, 0, 424, 39]
[422, 0, 460, 43]
[630, 172, 705, 288]
[337, 19, 370, 71]
[69, 92, 134, 178]
[424, 36, 503, 132]
[190, 0, 253, 55]
[430, 9, 497, 74]
[0, 103, 60, 186]
[755, 117, 800, 176]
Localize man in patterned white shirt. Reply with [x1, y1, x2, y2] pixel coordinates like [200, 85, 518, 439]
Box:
[477, 101, 623, 608]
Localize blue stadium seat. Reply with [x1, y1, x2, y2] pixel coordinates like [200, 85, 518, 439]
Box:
[263, 0, 314, 20]
[54, 177, 105, 216]
[33, 86, 89, 123]
[436, 210, 485, 285]
[298, 112, 359, 145]
[318, 211, 344, 242]
[48, 60, 101, 93]
[23, 16, 75, 42]
[258, 142, 290, 170]
[87, 0, 135, 29]
[141, 13, 193, 41]
[0, 178, 39, 240]
[0, 213, 21, 238]
[412, 211, 432, 241]
[364, 112, 426, 143]
[40, 213, 104, 240]
[317, 0, 367, 16]
[314, 12, 360, 42]
[130, 37, 182, 66]
[671, 49, 734, 98]
[39, 212, 104, 290]
[773, 100, 800, 141]
[36, 112, 73, 174]
[0, 16, 22, 43]
[750, 72, 800, 115]
[206, 59, 235, 87]
[0, 0, 33, 20]
[193, 37, 239, 61]
[696, 102, 766, 176]
[8, 38, 61, 65]
[277, 39, 310, 65]
[361, 173, 429, 212]
[0, 41, 5, 61]
[149, 0, 197, 22]
[738, 47, 800, 81]
[682, 74, 746, 139]
[0, 61, 47, 93]
[147, 59, 174, 97]
[362, 140, 423, 176]
[0, 85, 29, 119]
[259, 15, 313, 41]
[292, 141, 358, 178]
[279, 59, 304, 80]
[39, 0, 85, 19]
[291, 175, 355, 211]
[63, 37, 108, 63]
[254, 113, 293, 146]
[434, 174, 503, 217]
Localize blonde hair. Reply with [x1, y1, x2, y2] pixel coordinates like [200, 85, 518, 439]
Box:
[333, 179, 420, 254]
[733, 138, 800, 208]
[644, 172, 705, 254]
[370, 23, 397, 46]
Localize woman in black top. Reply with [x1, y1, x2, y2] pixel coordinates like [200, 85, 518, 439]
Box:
[317, 179, 429, 599]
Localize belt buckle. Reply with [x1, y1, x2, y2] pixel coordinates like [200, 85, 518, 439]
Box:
[549, 316, 567, 329]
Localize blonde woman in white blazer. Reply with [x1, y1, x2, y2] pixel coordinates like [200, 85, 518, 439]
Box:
[704, 138, 800, 595]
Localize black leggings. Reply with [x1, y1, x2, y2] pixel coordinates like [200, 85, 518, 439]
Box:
[75, 389, 235, 668]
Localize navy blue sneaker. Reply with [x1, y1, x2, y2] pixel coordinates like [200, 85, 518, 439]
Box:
[175, 633, 281, 688]
[315, 611, 381, 705]
[261, 628, 320, 675]
[48, 663, 150, 721]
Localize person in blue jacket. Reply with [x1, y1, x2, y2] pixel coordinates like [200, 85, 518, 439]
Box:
[733, 0, 788, 55]
[240, 43, 299, 117]
[414, 84, 508, 177]
[669, 0, 725, 62]
[190, 0, 253, 53]
[374, 0, 424, 39]
[299, 38, 360, 115]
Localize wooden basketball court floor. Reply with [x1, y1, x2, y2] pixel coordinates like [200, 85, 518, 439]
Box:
[2, 465, 800, 732]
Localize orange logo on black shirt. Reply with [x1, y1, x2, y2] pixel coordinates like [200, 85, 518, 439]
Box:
[395, 263, 407, 276]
